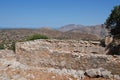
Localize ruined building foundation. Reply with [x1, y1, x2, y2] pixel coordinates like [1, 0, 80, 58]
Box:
[15, 39, 120, 75]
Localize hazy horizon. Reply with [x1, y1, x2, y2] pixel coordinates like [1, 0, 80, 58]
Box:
[0, 0, 119, 29]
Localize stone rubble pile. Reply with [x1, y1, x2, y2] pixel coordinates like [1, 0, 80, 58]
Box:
[47, 67, 120, 80]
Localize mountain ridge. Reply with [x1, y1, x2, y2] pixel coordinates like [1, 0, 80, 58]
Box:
[59, 24, 106, 38]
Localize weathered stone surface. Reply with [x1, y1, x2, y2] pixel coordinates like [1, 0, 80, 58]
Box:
[0, 50, 15, 58]
[0, 50, 78, 80]
[85, 68, 101, 78]
[114, 75, 120, 80]
[16, 49, 120, 75]
[47, 68, 85, 79]
[15, 39, 120, 75]
[85, 68, 112, 78]
[16, 39, 104, 54]
[101, 69, 112, 78]
[0, 49, 119, 80]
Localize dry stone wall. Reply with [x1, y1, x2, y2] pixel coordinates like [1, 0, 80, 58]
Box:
[16, 39, 120, 75]
[16, 39, 104, 54]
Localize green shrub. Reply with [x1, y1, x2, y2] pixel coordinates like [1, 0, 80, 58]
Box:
[8, 42, 15, 51]
[100, 39, 106, 47]
[0, 44, 4, 49]
[106, 44, 120, 55]
[26, 34, 49, 41]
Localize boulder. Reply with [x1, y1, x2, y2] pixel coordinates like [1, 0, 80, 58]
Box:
[114, 75, 120, 80]
[85, 68, 101, 78]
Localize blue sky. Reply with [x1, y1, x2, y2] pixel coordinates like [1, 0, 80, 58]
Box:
[0, 0, 119, 28]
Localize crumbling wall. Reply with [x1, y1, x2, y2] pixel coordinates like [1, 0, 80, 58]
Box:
[16, 39, 104, 54]
[15, 39, 120, 75]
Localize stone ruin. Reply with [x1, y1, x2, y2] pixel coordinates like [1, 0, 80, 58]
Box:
[16, 39, 104, 54]
[0, 39, 120, 80]
[15, 39, 120, 79]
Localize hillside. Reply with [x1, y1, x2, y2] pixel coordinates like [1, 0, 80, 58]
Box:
[0, 27, 100, 50]
[59, 24, 106, 38]
[0, 27, 100, 41]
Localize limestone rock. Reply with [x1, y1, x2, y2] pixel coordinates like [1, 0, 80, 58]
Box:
[85, 68, 112, 78]
[76, 70, 85, 79]
[85, 69, 101, 78]
[114, 75, 120, 80]
[101, 69, 112, 78]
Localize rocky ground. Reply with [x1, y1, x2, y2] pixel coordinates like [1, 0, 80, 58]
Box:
[0, 50, 119, 80]
[0, 39, 120, 80]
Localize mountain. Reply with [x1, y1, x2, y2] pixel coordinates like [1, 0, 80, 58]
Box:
[59, 24, 106, 38]
[59, 24, 85, 32]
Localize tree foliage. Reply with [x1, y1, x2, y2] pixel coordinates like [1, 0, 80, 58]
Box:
[105, 5, 120, 38]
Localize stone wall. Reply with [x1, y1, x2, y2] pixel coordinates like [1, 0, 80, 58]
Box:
[16, 39, 120, 75]
[16, 39, 104, 54]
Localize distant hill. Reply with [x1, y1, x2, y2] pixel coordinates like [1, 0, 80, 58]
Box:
[0, 27, 100, 46]
[59, 24, 85, 32]
[0, 27, 101, 50]
[59, 24, 106, 38]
